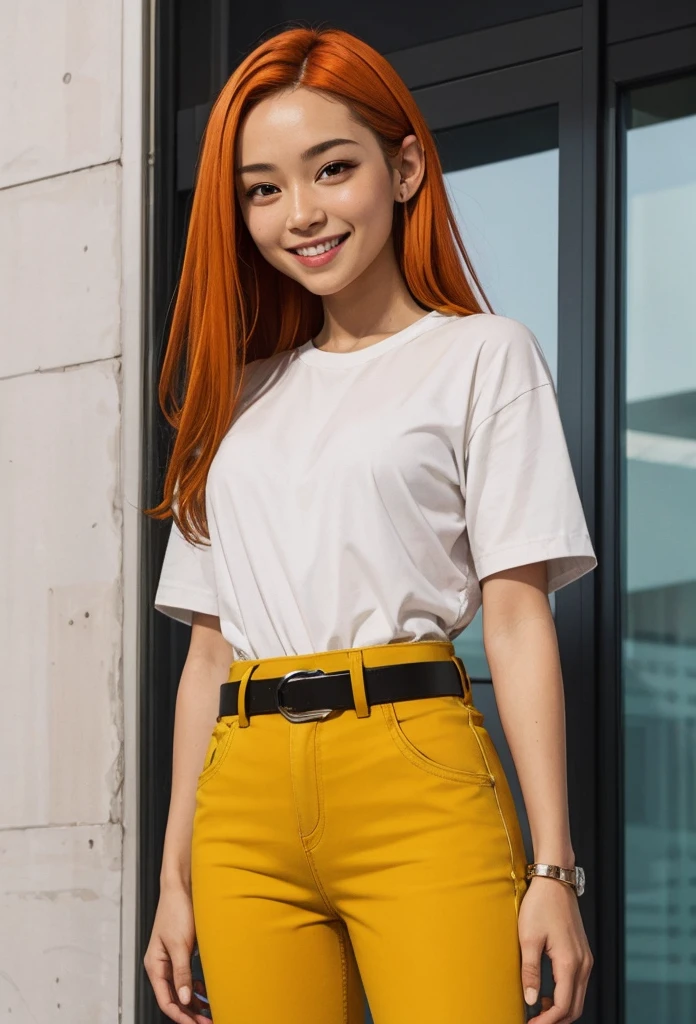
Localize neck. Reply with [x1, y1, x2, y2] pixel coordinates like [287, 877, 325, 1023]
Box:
[313, 237, 428, 352]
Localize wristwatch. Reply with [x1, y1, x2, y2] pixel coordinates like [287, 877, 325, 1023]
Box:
[526, 863, 585, 897]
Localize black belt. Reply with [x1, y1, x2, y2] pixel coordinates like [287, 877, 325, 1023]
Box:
[219, 660, 468, 723]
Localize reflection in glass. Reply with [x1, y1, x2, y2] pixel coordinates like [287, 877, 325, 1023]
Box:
[434, 107, 559, 679]
[621, 74, 696, 1024]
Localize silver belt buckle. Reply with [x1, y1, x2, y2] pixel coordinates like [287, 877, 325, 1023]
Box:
[276, 669, 333, 722]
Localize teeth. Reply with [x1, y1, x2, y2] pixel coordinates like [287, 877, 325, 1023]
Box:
[294, 235, 345, 257]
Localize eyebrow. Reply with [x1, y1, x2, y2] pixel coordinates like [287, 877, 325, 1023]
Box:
[236, 138, 360, 176]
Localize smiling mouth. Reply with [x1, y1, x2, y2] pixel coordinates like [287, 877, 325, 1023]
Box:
[288, 232, 350, 257]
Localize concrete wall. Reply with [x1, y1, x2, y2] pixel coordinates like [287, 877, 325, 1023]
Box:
[0, 2, 145, 1020]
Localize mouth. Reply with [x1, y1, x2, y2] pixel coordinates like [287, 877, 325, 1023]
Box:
[286, 232, 351, 268]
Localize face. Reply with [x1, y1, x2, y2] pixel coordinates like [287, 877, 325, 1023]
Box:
[234, 87, 422, 297]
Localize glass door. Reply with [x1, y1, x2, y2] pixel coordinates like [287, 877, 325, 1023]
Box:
[412, 49, 590, 889]
[433, 106, 562, 871]
[401, 51, 594, 1020]
[436, 105, 561, 681]
[619, 71, 696, 1024]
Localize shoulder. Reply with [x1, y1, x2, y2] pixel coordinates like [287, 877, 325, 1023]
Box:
[453, 312, 554, 394]
[443, 314, 556, 439]
[447, 313, 551, 378]
[236, 347, 295, 407]
[429, 312, 553, 401]
[427, 312, 551, 380]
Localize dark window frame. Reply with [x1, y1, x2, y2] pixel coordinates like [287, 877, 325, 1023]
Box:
[600, 22, 696, 1024]
[139, 5, 696, 1021]
[406, 36, 602, 1019]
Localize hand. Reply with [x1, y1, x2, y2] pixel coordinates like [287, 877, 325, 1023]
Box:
[143, 884, 211, 1023]
[518, 875, 594, 1022]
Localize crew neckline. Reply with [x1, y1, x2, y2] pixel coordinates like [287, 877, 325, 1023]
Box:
[296, 310, 453, 367]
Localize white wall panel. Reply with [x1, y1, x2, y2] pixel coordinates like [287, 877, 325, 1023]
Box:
[0, 164, 121, 378]
[0, 360, 122, 828]
[0, 823, 121, 1022]
[0, 0, 122, 189]
[0, 0, 139, 1015]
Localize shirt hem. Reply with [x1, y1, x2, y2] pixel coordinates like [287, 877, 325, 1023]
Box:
[153, 585, 219, 624]
[474, 535, 597, 594]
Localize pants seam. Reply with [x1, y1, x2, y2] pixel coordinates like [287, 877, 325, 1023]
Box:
[304, 723, 327, 849]
[336, 921, 349, 1024]
[467, 708, 520, 903]
[303, 845, 342, 919]
[301, 724, 338, 915]
[288, 722, 338, 919]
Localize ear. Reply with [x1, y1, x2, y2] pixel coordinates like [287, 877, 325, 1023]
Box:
[393, 134, 425, 202]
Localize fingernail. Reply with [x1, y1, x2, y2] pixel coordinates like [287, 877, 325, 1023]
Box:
[525, 987, 538, 1005]
[178, 986, 191, 1005]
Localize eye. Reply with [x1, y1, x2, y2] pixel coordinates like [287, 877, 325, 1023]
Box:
[244, 183, 278, 199]
[319, 161, 354, 179]
[243, 162, 354, 200]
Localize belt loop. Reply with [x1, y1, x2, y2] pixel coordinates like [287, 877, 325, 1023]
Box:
[237, 663, 259, 727]
[451, 654, 472, 704]
[348, 649, 370, 718]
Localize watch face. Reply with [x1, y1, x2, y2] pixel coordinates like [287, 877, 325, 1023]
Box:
[576, 866, 586, 896]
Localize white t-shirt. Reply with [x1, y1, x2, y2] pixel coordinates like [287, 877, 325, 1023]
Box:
[154, 311, 597, 660]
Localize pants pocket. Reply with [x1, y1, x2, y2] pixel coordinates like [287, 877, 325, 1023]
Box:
[197, 717, 239, 790]
[467, 706, 529, 896]
[381, 695, 495, 786]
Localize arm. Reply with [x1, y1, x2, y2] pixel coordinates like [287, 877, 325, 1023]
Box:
[481, 561, 593, 1024]
[160, 612, 234, 890]
[481, 561, 573, 867]
[144, 612, 233, 1023]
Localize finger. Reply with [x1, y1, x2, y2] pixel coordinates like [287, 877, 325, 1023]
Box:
[149, 975, 196, 1023]
[568, 956, 593, 1021]
[519, 933, 544, 1008]
[536, 960, 578, 1024]
[187, 974, 210, 1021]
[526, 996, 551, 1024]
[145, 956, 198, 1024]
[170, 942, 194, 1009]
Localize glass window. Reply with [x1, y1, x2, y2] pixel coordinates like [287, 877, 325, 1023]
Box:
[435, 106, 560, 681]
[621, 73, 696, 1024]
[418, 107, 562, 896]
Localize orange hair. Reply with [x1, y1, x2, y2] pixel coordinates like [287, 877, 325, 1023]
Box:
[145, 26, 493, 544]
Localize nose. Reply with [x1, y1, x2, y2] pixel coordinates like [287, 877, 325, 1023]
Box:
[285, 183, 325, 234]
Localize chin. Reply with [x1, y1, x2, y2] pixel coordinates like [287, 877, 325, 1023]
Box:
[302, 276, 351, 295]
[277, 262, 357, 295]
[302, 276, 361, 298]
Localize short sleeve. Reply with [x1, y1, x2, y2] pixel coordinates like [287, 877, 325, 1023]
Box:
[463, 321, 597, 593]
[153, 515, 219, 625]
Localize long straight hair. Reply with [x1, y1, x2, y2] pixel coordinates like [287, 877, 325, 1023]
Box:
[145, 26, 493, 545]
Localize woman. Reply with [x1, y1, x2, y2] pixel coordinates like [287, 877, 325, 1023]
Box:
[144, 25, 597, 1024]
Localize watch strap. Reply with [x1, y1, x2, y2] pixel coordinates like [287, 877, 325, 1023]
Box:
[526, 863, 585, 896]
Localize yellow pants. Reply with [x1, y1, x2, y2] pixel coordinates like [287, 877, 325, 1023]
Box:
[191, 640, 529, 1023]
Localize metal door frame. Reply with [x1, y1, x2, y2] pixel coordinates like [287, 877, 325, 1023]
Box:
[140, 5, 696, 1021]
